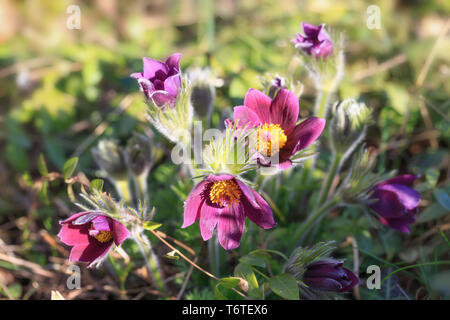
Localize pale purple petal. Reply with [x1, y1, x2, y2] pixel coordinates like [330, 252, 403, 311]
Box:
[182, 180, 209, 228]
[163, 73, 181, 97]
[165, 53, 182, 71]
[142, 57, 168, 80]
[217, 203, 245, 250]
[377, 184, 420, 211]
[243, 89, 272, 124]
[199, 203, 221, 241]
[233, 106, 262, 129]
[269, 89, 299, 134]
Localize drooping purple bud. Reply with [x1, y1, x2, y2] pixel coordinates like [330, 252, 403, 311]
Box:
[303, 258, 359, 292]
[369, 175, 420, 233]
[292, 23, 333, 59]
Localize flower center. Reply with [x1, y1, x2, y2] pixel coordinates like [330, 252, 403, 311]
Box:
[209, 180, 242, 207]
[257, 123, 287, 157]
[94, 230, 113, 243]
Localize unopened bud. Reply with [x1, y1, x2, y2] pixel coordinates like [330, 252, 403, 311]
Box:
[125, 132, 153, 177]
[91, 139, 127, 180]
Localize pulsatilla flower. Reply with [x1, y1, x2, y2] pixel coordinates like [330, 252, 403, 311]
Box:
[131, 53, 182, 107]
[303, 259, 359, 292]
[58, 212, 130, 267]
[182, 174, 276, 250]
[292, 23, 333, 59]
[232, 88, 325, 169]
[369, 175, 420, 233]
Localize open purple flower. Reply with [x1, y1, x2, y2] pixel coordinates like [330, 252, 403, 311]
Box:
[232, 88, 325, 170]
[303, 258, 359, 292]
[57, 212, 130, 267]
[131, 53, 182, 107]
[292, 23, 333, 59]
[369, 175, 420, 233]
[182, 174, 276, 250]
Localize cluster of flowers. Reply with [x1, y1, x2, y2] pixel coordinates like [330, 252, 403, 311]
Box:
[57, 22, 421, 295]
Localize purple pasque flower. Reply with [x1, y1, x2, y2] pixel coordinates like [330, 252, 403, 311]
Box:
[182, 174, 276, 250]
[131, 53, 182, 107]
[57, 212, 130, 267]
[369, 174, 420, 233]
[292, 23, 333, 59]
[232, 88, 325, 170]
[303, 258, 359, 292]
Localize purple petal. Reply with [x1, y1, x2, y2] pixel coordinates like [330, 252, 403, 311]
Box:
[150, 90, 175, 107]
[57, 224, 90, 246]
[269, 89, 299, 134]
[305, 277, 343, 292]
[112, 220, 130, 246]
[165, 53, 182, 71]
[244, 189, 276, 229]
[370, 188, 404, 218]
[217, 203, 246, 250]
[199, 203, 221, 241]
[340, 268, 359, 292]
[286, 117, 326, 153]
[91, 215, 112, 231]
[243, 89, 272, 124]
[182, 180, 209, 228]
[142, 57, 168, 80]
[69, 240, 112, 266]
[233, 106, 262, 129]
[302, 22, 321, 37]
[235, 179, 260, 209]
[163, 73, 181, 97]
[377, 183, 420, 211]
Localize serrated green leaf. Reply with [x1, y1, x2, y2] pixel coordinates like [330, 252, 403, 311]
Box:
[269, 273, 299, 300]
[63, 157, 78, 179]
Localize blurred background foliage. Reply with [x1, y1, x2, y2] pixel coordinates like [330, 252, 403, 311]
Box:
[0, 0, 449, 300]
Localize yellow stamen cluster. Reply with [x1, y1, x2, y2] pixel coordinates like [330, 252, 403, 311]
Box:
[94, 230, 113, 243]
[257, 123, 287, 157]
[209, 180, 242, 207]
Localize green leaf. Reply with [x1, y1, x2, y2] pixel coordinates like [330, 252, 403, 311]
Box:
[433, 189, 450, 210]
[417, 202, 449, 223]
[142, 221, 162, 231]
[218, 277, 241, 289]
[37, 154, 48, 176]
[90, 179, 104, 192]
[234, 263, 258, 292]
[269, 273, 299, 300]
[63, 157, 78, 180]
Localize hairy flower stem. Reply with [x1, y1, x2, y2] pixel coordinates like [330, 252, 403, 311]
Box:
[315, 152, 343, 210]
[292, 196, 340, 248]
[133, 173, 149, 206]
[114, 179, 132, 204]
[208, 234, 223, 277]
[133, 229, 166, 293]
[315, 88, 331, 119]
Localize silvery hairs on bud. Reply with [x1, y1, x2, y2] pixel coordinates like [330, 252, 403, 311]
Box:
[125, 132, 154, 177]
[329, 98, 372, 166]
[185, 67, 222, 120]
[91, 139, 127, 180]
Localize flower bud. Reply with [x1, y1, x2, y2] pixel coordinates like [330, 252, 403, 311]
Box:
[368, 175, 420, 233]
[330, 99, 372, 159]
[125, 132, 154, 177]
[303, 259, 359, 292]
[91, 139, 127, 180]
[260, 74, 303, 100]
[292, 23, 333, 59]
[185, 67, 222, 119]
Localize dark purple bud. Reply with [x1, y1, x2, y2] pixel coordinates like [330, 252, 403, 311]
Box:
[303, 258, 359, 292]
[292, 23, 333, 59]
[369, 175, 420, 233]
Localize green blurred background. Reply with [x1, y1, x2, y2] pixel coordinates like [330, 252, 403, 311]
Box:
[0, 0, 449, 300]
